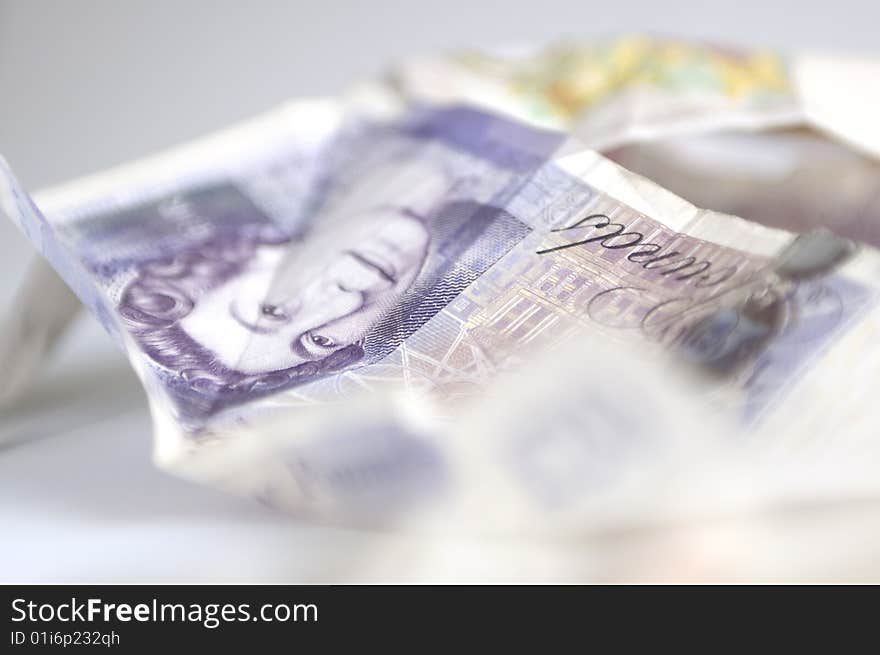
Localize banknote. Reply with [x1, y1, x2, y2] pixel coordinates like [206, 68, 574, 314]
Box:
[393, 36, 796, 149]
[3, 92, 880, 529]
[605, 128, 880, 246]
[393, 35, 880, 156]
[5, 102, 570, 422]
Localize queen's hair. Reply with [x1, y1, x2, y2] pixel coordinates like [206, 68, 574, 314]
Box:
[118, 231, 364, 418]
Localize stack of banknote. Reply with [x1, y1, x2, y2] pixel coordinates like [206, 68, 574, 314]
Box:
[2, 35, 879, 580]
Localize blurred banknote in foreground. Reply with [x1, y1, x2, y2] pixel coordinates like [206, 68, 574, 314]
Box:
[2, 36, 880, 547]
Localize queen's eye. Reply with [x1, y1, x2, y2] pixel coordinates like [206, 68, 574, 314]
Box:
[260, 303, 288, 321]
[308, 332, 335, 348]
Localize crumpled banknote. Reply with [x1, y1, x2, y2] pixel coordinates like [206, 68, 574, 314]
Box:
[393, 34, 880, 155]
[2, 36, 880, 558]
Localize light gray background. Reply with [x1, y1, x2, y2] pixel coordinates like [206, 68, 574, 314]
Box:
[1, 0, 878, 582]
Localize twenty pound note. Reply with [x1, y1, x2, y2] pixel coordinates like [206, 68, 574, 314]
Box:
[3, 95, 880, 533]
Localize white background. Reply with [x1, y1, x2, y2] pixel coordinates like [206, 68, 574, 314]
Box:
[1, 0, 879, 582]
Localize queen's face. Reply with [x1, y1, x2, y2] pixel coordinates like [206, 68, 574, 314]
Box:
[179, 207, 430, 374]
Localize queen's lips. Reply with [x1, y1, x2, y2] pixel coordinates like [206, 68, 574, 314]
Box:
[345, 249, 396, 283]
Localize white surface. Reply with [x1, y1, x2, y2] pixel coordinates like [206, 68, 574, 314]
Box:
[0, 316, 400, 583]
[2, 0, 879, 582]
